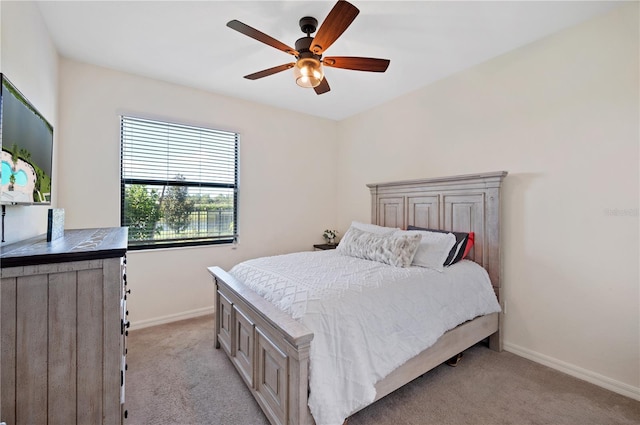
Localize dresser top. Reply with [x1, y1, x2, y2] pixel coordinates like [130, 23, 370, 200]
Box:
[1, 227, 128, 268]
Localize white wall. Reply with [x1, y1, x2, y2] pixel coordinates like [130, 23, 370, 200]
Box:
[0, 1, 59, 244]
[57, 60, 339, 327]
[336, 4, 639, 399]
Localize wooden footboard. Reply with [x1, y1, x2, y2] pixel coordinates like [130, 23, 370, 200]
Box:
[208, 266, 315, 425]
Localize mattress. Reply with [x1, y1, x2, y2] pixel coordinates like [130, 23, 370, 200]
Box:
[229, 250, 501, 425]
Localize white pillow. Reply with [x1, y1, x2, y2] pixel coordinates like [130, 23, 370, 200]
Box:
[394, 229, 456, 272]
[337, 227, 422, 268]
[350, 221, 399, 235]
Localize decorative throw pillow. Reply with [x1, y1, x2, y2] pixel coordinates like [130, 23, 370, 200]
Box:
[337, 227, 422, 268]
[394, 230, 456, 272]
[407, 225, 473, 266]
[350, 221, 399, 235]
[462, 232, 475, 259]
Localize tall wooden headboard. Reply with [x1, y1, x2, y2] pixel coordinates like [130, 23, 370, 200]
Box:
[367, 171, 507, 346]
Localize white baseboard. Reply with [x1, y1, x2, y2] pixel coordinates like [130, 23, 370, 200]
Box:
[504, 342, 640, 401]
[130, 306, 215, 331]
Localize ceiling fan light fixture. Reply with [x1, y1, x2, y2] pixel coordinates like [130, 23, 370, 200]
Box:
[228, 1, 388, 95]
[294, 57, 324, 88]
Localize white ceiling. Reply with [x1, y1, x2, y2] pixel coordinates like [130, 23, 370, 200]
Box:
[36, 1, 621, 121]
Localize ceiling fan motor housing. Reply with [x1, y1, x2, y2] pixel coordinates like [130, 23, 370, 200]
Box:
[299, 16, 318, 35]
[295, 37, 320, 60]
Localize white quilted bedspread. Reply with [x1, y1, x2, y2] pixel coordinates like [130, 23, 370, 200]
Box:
[229, 250, 501, 425]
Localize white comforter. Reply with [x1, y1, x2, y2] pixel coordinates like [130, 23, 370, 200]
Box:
[229, 250, 501, 425]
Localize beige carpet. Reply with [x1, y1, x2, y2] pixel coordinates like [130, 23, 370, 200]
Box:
[125, 315, 639, 425]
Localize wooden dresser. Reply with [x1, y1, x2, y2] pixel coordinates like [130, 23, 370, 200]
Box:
[0, 227, 129, 425]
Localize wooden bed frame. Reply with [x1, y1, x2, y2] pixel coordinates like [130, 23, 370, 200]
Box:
[208, 171, 507, 425]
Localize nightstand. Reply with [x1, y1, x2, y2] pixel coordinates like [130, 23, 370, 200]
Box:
[313, 243, 338, 250]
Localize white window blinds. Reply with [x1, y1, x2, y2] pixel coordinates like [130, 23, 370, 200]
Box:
[120, 116, 238, 249]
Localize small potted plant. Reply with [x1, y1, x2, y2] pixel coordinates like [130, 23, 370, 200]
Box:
[323, 229, 338, 245]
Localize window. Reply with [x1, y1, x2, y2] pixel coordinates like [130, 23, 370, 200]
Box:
[120, 116, 238, 249]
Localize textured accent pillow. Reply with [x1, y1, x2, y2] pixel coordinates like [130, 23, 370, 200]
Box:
[337, 227, 422, 268]
[394, 230, 456, 272]
[350, 221, 399, 235]
[407, 225, 472, 266]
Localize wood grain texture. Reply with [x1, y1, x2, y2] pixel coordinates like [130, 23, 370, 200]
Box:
[234, 306, 255, 387]
[408, 196, 439, 229]
[1, 277, 17, 425]
[48, 271, 78, 424]
[77, 268, 104, 424]
[16, 274, 48, 425]
[217, 291, 233, 355]
[378, 197, 404, 228]
[255, 328, 288, 425]
[103, 258, 123, 425]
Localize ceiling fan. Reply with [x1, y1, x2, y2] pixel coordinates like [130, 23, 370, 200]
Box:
[227, 0, 390, 95]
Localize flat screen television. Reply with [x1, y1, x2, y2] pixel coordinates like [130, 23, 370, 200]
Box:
[0, 73, 53, 205]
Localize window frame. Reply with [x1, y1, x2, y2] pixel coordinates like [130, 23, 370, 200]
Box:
[119, 115, 239, 250]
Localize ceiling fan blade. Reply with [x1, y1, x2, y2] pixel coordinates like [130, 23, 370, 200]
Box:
[323, 56, 390, 72]
[227, 20, 299, 56]
[244, 63, 295, 80]
[314, 77, 331, 95]
[310, 1, 359, 55]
